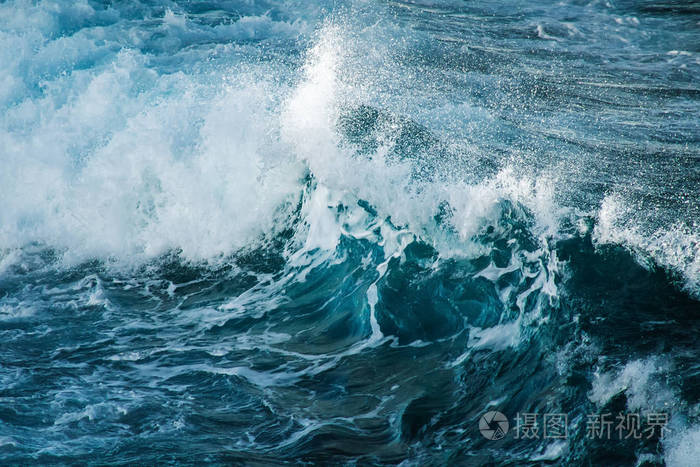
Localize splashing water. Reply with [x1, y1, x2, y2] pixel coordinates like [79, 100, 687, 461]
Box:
[1, 1, 699, 465]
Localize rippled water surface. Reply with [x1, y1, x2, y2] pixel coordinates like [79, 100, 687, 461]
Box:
[1, 0, 699, 465]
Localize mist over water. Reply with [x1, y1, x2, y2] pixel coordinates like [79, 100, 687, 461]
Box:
[1, 1, 699, 465]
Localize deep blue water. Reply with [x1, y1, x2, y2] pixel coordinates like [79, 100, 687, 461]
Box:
[1, 1, 699, 465]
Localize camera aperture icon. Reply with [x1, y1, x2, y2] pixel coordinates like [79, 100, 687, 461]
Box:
[479, 411, 509, 440]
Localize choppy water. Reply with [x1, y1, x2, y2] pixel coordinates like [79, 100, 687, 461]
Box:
[1, 1, 699, 465]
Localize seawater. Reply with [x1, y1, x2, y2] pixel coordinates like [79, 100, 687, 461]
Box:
[1, 1, 699, 465]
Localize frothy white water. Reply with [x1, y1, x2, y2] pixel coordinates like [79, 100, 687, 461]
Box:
[588, 357, 675, 412]
[0, 53, 303, 264]
[595, 194, 700, 295]
[1, 11, 570, 267]
[665, 424, 700, 467]
[2, 2, 687, 306]
[0, 0, 318, 266]
[281, 24, 565, 258]
[588, 356, 700, 467]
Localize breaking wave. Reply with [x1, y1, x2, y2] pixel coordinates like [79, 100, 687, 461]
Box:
[0, 1, 698, 465]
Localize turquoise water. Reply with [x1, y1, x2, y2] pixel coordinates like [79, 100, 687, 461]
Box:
[0, 1, 699, 465]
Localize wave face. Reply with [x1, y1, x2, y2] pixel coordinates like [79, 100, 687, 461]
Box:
[1, 1, 699, 465]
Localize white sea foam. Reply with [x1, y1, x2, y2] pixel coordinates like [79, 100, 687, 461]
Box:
[588, 357, 675, 412]
[595, 194, 700, 295]
[0, 0, 315, 267]
[665, 423, 700, 467]
[588, 357, 700, 466]
[468, 321, 521, 351]
[0, 52, 303, 264]
[281, 25, 565, 261]
[0, 6, 568, 274]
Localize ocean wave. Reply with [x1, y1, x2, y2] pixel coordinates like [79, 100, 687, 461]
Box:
[0, 1, 698, 465]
